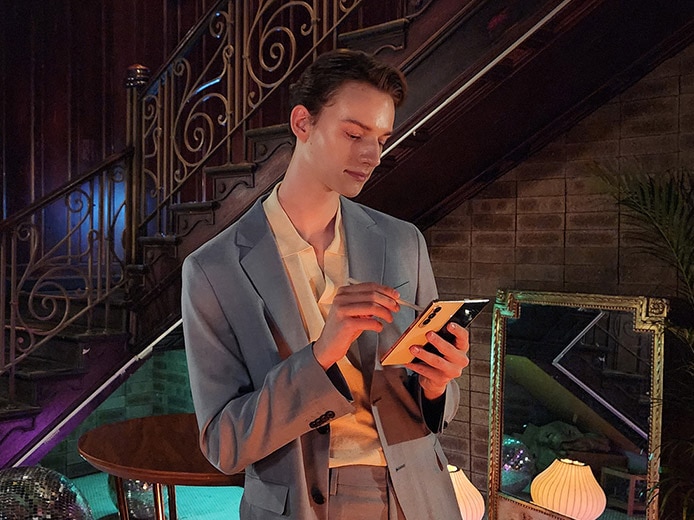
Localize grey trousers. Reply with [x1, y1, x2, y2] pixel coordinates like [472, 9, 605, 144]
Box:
[328, 465, 406, 520]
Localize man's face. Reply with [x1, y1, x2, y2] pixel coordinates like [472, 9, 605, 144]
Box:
[300, 81, 395, 198]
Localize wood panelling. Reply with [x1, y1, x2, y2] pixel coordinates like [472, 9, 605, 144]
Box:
[0, 0, 215, 218]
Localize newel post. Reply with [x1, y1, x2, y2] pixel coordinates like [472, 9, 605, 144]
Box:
[124, 64, 150, 265]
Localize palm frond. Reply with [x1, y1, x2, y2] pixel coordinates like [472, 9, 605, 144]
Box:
[596, 166, 694, 311]
[594, 166, 694, 520]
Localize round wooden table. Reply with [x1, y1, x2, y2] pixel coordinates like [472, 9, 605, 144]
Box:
[78, 413, 244, 520]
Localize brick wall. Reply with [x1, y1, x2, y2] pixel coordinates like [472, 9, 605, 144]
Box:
[431, 42, 694, 492]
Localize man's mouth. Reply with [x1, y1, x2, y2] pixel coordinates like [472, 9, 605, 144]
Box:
[345, 170, 370, 182]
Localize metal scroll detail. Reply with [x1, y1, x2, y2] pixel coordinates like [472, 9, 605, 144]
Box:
[0, 156, 130, 393]
[135, 0, 364, 239]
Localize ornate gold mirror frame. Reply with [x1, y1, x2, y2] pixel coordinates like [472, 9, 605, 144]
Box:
[488, 290, 668, 520]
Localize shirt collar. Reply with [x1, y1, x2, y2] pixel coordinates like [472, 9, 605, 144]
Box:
[263, 183, 344, 258]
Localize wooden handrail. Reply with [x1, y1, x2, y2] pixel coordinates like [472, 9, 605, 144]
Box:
[139, 0, 227, 97]
[0, 148, 133, 233]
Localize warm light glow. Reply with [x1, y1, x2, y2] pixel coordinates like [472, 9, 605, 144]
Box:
[447, 464, 485, 520]
[530, 458, 607, 520]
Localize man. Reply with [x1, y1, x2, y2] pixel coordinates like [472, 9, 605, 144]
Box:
[182, 49, 469, 519]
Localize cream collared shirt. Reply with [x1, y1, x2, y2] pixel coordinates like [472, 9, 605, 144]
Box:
[263, 184, 386, 467]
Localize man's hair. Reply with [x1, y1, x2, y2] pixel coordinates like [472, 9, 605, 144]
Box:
[289, 49, 407, 117]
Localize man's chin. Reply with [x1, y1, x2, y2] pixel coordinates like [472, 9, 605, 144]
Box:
[340, 184, 366, 199]
[340, 176, 370, 198]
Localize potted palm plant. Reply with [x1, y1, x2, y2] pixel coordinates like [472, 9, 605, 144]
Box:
[597, 166, 694, 519]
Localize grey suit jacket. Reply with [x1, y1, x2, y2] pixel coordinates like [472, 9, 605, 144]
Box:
[182, 196, 463, 519]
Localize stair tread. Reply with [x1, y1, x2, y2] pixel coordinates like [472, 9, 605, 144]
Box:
[170, 200, 220, 211]
[339, 17, 408, 39]
[245, 123, 289, 137]
[0, 397, 41, 420]
[138, 234, 181, 245]
[9, 357, 87, 380]
[10, 321, 128, 342]
[203, 162, 256, 175]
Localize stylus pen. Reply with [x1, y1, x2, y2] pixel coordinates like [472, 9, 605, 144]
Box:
[347, 278, 425, 313]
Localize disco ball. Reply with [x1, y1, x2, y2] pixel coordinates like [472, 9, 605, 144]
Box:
[501, 435, 536, 494]
[0, 465, 94, 520]
[108, 474, 168, 519]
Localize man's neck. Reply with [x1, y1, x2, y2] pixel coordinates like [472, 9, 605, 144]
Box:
[277, 178, 339, 256]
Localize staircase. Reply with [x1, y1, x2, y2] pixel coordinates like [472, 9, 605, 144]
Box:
[2, 0, 693, 468]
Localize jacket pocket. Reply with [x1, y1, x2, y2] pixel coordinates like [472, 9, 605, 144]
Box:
[244, 473, 289, 515]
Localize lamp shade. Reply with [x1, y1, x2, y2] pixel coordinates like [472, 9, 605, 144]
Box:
[447, 465, 485, 520]
[530, 458, 606, 520]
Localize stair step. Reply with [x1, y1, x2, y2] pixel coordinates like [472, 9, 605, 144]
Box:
[15, 286, 129, 308]
[126, 263, 149, 275]
[12, 289, 130, 334]
[170, 200, 220, 213]
[205, 162, 256, 201]
[9, 320, 127, 342]
[169, 199, 226, 236]
[11, 356, 86, 380]
[245, 124, 291, 163]
[0, 397, 41, 421]
[138, 234, 181, 246]
[0, 330, 132, 466]
[338, 18, 408, 55]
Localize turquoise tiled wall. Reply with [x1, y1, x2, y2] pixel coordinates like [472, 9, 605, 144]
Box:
[41, 348, 194, 477]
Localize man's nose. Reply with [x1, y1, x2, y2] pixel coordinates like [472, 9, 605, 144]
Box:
[360, 139, 381, 167]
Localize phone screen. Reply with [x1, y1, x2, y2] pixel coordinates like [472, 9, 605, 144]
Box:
[380, 299, 489, 366]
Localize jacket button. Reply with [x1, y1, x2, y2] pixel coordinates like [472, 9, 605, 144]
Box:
[317, 425, 330, 434]
[309, 420, 318, 428]
[311, 486, 325, 504]
[325, 410, 335, 419]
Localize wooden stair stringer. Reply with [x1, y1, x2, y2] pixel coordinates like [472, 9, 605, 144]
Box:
[0, 331, 132, 468]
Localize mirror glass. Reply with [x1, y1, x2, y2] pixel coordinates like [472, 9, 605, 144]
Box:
[488, 290, 667, 520]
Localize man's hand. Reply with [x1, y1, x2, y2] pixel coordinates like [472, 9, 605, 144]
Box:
[313, 282, 400, 370]
[406, 322, 470, 400]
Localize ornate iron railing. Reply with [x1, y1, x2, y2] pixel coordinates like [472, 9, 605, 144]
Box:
[1, 0, 385, 403]
[129, 0, 368, 241]
[0, 150, 133, 399]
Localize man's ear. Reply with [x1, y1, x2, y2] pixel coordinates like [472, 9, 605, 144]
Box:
[290, 105, 313, 143]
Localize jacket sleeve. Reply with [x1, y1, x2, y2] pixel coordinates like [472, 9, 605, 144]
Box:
[182, 255, 354, 475]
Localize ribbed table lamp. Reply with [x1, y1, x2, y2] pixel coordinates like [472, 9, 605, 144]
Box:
[447, 464, 485, 520]
[530, 458, 606, 520]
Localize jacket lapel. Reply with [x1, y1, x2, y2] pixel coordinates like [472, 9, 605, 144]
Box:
[236, 197, 387, 369]
[342, 198, 386, 289]
[237, 200, 309, 355]
[342, 198, 385, 387]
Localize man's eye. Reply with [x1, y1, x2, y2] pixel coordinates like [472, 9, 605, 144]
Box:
[347, 133, 360, 140]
